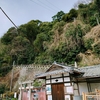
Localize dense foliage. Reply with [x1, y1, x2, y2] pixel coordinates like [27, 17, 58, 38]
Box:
[0, 84, 7, 94]
[0, 0, 100, 76]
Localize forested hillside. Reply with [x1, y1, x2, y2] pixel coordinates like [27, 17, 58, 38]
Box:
[0, 0, 100, 77]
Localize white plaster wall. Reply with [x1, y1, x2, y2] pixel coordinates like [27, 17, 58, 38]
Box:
[64, 77, 70, 82]
[90, 83, 100, 91]
[65, 95, 70, 100]
[46, 80, 50, 84]
[78, 83, 88, 95]
[51, 78, 63, 83]
[51, 74, 62, 78]
[73, 83, 79, 95]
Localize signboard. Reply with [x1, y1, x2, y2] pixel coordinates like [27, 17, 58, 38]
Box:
[46, 85, 51, 94]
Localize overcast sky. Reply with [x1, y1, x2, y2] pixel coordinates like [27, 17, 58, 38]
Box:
[0, 0, 78, 38]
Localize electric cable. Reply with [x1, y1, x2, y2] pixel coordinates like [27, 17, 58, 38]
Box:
[0, 7, 18, 29]
[37, 0, 58, 12]
[46, 0, 61, 11]
[29, 0, 56, 13]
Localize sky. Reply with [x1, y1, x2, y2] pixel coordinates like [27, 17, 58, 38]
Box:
[0, 0, 79, 38]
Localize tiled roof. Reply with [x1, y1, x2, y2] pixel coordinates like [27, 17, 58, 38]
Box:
[36, 69, 72, 78]
[35, 62, 100, 79]
[46, 62, 74, 72]
[79, 64, 100, 77]
[35, 63, 82, 78]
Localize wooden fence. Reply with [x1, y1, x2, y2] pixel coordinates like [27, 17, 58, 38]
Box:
[82, 89, 100, 100]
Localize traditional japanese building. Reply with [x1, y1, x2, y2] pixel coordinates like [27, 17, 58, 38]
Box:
[35, 62, 100, 100]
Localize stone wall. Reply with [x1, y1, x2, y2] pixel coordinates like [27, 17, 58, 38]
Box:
[13, 64, 51, 91]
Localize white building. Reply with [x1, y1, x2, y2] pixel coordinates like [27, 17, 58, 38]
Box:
[35, 62, 100, 100]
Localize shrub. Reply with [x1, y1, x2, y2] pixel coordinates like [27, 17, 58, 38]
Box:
[84, 38, 94, 50]
[93, 43, 100, 55]
[0, 84, 6, 94]
[89, 16, 98, 26]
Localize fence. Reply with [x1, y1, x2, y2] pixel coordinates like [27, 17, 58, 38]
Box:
[82, 89, 100, 100]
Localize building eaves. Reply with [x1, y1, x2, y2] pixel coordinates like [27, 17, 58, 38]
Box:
[79, 64, 100, 77]
[35, 67, 83, 79]
[35, 68, 73, 79]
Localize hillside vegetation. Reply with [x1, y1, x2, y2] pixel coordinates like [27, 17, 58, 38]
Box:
[0, 0, 100, 77]
[0, 0, 100, 94]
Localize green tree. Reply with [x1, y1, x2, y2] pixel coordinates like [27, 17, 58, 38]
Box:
[52, 11, 65, 22]
[33, 80, 42, 87]
[62, 9, 78, 22]
[10, 36, 34, 64]
[1, 27, 17, 45]
[19, 20, 41, 45]
[89, 16, 97, 26]
[34, 33, 47, 52]
[95, 0, 100, 15]
[0, 84, 6, 94]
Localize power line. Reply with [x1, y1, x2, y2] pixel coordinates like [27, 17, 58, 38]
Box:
[30, 0, 56, 13]
[29, 0, 56, 13]
[46, 0, 61, 11]
[37, 0, 58, 12]
[0, 7, 18, 29]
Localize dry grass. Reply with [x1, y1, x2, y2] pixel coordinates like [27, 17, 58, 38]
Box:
[84, 25, 100, 45]
[79, 25, 100, 66]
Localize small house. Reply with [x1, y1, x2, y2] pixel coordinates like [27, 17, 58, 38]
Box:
[35, 62, 100, 100]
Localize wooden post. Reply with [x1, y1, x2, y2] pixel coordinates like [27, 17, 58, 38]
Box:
[82, 92, 85, 100]
[95, 89, 99, 100]
[84, 93, 87, 100]
[82, 92, 87, 100]
[19, 83, 22, 100]
[29, 85, 31, 100]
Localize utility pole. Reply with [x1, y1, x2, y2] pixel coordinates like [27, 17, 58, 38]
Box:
[10, 61, 15, 92]
[0, 7, 18, 29]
